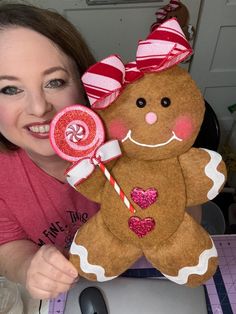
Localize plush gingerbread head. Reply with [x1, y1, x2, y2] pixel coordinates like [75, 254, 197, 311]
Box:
[50, 19, 226, 287]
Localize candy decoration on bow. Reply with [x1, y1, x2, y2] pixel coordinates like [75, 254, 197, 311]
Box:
[151, 0, 181, 32]
[82, 18, 192, 109]
[50, 105, 135, 214]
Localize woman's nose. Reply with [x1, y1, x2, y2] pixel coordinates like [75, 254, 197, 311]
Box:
[26, 92, 52, 117]
[145, 112, 157, 124]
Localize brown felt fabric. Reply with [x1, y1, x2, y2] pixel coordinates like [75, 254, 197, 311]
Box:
[70, 211, 142, 280]
[144, 213, 218, 287]
[75, 160, 117, 203]
[101, 156, 186, 248]
[179, 148, 227, 206]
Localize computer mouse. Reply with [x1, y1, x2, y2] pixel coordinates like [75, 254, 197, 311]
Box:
[79, 286, 108, 314]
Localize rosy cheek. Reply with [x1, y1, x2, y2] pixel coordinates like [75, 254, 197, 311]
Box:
[107, 119, 129, 140]
[172, 116, 194, 140]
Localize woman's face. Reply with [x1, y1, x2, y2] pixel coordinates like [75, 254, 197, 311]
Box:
[0, 27, 85, 157]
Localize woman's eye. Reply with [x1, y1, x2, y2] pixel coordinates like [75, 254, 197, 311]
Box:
[136, 97, 146, 108]
[0, 86, 22, 96]
[46, 79, 66, 89]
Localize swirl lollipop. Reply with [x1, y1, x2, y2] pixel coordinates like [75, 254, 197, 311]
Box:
[50, 105, 104, 162]
[50, 105, 135, 214]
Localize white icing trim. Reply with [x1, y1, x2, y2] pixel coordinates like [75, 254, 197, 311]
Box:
[121, 130, 182, 147]
[201, 149, 225, 200]
[70, 240, 117, 282]
[162, 238, 217, 285]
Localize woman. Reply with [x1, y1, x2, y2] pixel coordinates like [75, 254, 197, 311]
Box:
[0, 2, 99, 299]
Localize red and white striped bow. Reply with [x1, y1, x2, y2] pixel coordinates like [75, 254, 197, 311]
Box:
[82, 18, 192, 110]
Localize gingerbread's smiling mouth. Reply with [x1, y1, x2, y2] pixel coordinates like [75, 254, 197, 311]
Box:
[121, 130, 182, 148]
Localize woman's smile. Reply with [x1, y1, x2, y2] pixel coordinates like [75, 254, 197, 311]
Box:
[26, 121, 51, 139]
[0, 27, 85, 157]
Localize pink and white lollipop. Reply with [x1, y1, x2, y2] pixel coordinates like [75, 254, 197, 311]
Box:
[50, 105, 105, 163]
[50, 105, 135, 214]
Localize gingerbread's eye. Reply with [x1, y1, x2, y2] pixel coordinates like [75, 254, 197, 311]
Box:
[136, 97, 146, 108]
[161, 97, 171, 107]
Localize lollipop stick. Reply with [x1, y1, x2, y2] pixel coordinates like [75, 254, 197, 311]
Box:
[98, 162, 135, 214]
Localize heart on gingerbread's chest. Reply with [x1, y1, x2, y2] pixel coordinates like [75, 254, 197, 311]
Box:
[131, 187, 158, 209]
[128, 216, 155, 238]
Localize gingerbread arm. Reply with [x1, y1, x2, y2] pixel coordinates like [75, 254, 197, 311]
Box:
[179, 147, 227, 207]
[74, 168, 105, 203]
[71, 159, 117, 203]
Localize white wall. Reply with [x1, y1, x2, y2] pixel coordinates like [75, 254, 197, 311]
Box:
[26, 0, 202, 65]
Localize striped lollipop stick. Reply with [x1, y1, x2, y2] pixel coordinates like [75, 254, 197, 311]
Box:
[96, 161, 136, 214]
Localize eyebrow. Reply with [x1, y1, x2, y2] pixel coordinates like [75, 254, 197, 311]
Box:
[0, 75, 19, 81]
[0, 66, 69, 82]
[43, 66, 69, 76]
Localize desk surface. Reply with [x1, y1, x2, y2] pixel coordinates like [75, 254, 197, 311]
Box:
[64, 277, 207, 314]
[205, 235, 236, 314]
[45, 234, 236, 314]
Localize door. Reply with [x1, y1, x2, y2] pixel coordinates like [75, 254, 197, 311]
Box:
[190, 0, 236, 140]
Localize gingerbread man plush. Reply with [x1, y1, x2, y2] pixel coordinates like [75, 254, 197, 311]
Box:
[50, 19, 226, 287]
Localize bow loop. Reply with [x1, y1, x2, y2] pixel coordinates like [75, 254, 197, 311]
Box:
[82, 55, 125, 109]
[136, 18, 192, 73]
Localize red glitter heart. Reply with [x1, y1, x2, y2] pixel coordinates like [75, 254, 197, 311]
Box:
[128, 216, 155, 238]
[131, 187, 158, 209]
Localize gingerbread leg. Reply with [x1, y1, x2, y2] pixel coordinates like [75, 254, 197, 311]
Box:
[70, 211, 142, 281]
[144, 213, 218, 287]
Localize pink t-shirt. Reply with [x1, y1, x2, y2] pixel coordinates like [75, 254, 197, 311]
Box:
[0, 149, 100, 249]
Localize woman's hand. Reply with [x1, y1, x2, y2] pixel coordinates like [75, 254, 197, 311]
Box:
[24, 244, 78, 299]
